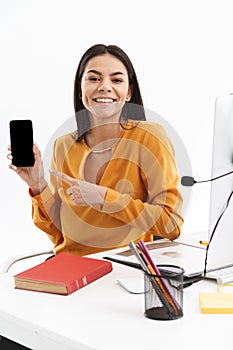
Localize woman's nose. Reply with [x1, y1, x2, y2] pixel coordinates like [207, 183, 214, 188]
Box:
[98, 79, 112, 92]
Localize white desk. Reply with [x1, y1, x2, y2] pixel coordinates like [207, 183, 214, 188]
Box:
[0, 235, 232, 350]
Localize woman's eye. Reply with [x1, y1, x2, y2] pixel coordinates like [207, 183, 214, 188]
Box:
[88, 77, 99, 81]
[112, 79, 123, 83]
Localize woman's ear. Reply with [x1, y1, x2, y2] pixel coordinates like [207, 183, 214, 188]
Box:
[126, 85, 133, 102]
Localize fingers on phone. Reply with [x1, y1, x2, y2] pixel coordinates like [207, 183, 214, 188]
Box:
[9, 163, 17, 171]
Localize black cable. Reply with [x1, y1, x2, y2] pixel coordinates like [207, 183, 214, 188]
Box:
[203, 189, 233, 276]
[181, 170, 233, 186]
[197, 170, 233, 184]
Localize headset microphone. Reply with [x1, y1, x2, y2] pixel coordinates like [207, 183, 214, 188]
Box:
[181, 176, 197, 186]
[181, 170, 233, 187]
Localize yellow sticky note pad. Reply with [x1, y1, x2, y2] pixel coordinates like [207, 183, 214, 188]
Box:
[199, 293, 233, 314]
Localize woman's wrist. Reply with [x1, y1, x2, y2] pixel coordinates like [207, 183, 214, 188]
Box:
[30, 179, 47, 196]
[96, 186, 107, 204]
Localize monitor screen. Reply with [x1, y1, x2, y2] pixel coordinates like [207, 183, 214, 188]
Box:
[207, 94, 233, 266]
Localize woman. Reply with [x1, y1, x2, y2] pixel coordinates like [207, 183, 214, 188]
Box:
[9, 44, 183, 256]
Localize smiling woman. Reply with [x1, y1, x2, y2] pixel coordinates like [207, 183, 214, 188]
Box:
[8, 44, 184, 256]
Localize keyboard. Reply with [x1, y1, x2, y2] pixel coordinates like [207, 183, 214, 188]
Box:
[207, 266, 233, 284]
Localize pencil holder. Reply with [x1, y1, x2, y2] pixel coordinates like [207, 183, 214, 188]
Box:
[144, 264, 184, 320]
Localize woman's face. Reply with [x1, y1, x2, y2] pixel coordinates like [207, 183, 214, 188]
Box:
[80, 53, 132, 122]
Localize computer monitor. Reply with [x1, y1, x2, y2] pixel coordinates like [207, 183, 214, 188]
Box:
[207, 94, 233, 266]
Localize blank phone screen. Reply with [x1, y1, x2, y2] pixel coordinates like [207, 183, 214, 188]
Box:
[10, 120, 35, 167]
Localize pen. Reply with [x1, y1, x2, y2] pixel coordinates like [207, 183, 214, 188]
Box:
[137, 241, 181, 317]
[103, 256, 142, 270]
[199, 240, 208, 247]
[129, 241, 175, 318]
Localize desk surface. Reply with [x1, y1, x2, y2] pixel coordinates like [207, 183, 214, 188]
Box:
[0, 232, 232, 350]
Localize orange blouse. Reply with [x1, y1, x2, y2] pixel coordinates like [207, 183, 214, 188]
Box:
[30, 121, 183, 256]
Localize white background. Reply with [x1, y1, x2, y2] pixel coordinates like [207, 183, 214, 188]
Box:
[1, 0, 233, 255]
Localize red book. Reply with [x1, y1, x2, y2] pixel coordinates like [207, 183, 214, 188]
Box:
[14, 253, 113, 295]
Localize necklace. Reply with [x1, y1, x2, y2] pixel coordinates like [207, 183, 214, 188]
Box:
[91, 146, 112, 153]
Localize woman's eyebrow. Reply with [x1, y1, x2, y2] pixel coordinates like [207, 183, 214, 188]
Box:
[86, 69, 101, 75]
[86, 69, 126, 76]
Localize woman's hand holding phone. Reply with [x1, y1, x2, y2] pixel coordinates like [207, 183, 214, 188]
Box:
[8, 143, 47, 196]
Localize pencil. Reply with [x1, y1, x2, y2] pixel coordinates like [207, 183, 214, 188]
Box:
[136, 242, 180, 317]
[199, 240, 208, 247]
[129, 241, 175, 318]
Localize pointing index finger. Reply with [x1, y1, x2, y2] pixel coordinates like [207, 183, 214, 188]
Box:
[49, 169, 76, 186]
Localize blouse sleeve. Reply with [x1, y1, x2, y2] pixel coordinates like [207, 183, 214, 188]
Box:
[30, 140, 64, 247]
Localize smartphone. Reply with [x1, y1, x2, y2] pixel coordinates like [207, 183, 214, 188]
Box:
[9, 119, 35, 167]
